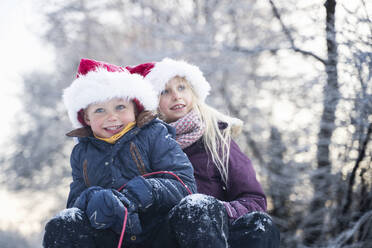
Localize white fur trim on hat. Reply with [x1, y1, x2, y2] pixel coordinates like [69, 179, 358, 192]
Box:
[63, 68, 158, 128]
[146, 58, 211, 101]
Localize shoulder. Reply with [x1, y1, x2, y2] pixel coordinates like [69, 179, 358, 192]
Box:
[133, 118, 178, 153]
[71, 141, 85, 154]
[228, 139, 249, 157]
[69, 142, 86, 168]
[227, 139, 255, 174]
[183, 137, 205, 154]
[70, 136, 102, 159]
[229, 139, 246, 154]
[140, 118, 176, 138]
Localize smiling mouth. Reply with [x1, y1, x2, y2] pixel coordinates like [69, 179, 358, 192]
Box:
[170, 104, 185, 110]
[104, 125, 124, 133]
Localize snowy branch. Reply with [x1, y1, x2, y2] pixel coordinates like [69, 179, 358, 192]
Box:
[268, 0, 326, 64]
[331, 210, 372, 247]
[343, 122, 372, 214]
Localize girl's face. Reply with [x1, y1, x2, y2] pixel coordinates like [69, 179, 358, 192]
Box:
[158, 77, 194, 123]
[84, 98, 136, 138]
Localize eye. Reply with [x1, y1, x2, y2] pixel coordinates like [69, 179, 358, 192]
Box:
[94, 108, 105, 113]
[178, 84, 185, 91]
[161, 89, 169, 95]
[116, 104, 126, 110]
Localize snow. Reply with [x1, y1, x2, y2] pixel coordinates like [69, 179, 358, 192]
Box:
[252, 211, 273, 232]
[173, 194, 229, 247]
[255, 219, 266, 232]
[181, 193, 215, 208]
[54, 207, 82, 222]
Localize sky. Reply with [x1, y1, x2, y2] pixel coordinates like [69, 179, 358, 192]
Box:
[0, 0, 55, 239]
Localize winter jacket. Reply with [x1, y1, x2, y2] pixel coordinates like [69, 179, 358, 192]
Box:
[65, 117, 196, 240]
[183, 128, 266, 220]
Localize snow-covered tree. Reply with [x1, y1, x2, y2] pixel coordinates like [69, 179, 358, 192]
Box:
[1, 0, 371, 247]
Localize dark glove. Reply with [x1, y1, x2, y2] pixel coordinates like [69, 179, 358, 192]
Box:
[85, 189, 142, 235]
[110, 189, 137, 212]
[121, 176, 154, 212]
[73, 186, 103, 211]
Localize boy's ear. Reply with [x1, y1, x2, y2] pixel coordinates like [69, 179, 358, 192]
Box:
[83, 111, 91, 125]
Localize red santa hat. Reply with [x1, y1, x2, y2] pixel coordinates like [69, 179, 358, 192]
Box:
[63, 58, 158, 128]
[127, 58, 211, 102]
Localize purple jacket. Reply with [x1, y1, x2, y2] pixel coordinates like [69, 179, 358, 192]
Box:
[183, 138, 267, 220]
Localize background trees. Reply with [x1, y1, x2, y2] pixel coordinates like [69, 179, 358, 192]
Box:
[1, 0, 371, 247]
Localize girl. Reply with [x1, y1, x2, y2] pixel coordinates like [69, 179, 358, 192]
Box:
[127, 58, 280, 248]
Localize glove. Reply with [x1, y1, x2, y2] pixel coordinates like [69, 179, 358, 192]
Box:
[73, 186, 103, 211]
[111, 189, 137, 212]
[121, 176, 154, 212]
[85, 189, 142, 236]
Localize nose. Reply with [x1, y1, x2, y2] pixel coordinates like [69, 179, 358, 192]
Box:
[107, 111, 119, 121]
[172, 90, 181, 100]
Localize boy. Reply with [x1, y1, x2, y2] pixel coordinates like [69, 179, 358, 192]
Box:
[43, 58, 196, 248]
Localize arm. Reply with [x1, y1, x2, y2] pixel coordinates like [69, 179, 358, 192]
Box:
[223, 140, 267, 220]
[66, 144, 88, 208]
[123, 122, 196, 213]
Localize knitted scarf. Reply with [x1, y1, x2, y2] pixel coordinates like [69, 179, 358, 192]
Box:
[170, 110, 205, 149]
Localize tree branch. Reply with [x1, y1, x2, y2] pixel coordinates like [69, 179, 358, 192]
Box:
[343, 122, 372, 214]
[227, 45, 281, 55]
[332, 210, 372, 246]
[218, 70, 265, 166]
[268, 0, 326, 64]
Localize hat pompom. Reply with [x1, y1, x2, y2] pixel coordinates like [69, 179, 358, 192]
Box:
[126, 62, 155, 77]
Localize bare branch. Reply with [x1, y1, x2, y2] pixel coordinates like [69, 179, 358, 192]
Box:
[343, 122, 372, 214]
[218, 71, 265, 166]
[361, 0, 372, 36]
[268, 0, 326, 64]
[331, 210, 372, 247]
[226, 45, 281, 55]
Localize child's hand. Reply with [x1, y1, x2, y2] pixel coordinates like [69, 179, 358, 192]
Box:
[73, 186, 104, 211]
[121, 176, 154, 212]
[111, 189, 137, 212]
[85, 189, 142, 235]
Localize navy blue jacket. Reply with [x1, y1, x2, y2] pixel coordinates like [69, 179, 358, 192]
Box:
[65, 118, 196, 239]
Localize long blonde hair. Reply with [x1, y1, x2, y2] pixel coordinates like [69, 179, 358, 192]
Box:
[193, 99, 243, 184]
[159, 77, 243, 184]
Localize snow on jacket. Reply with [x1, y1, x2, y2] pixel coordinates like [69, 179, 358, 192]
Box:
[65, 118, 196, 235]
[183, 133, 267, 220]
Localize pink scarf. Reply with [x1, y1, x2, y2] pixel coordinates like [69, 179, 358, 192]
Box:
[170, 110, 205, 149]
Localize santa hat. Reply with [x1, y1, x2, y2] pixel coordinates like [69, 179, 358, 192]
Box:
[63, 58, 158, 128]
[127, 58, 211, 102]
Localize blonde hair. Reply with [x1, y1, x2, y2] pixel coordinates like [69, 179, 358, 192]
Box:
[194, 100, 243, 184]
[159, 76, 243, 184]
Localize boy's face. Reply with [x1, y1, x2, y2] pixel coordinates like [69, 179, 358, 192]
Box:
[158, 76, 194, 123]
[84, 98, 136, 138]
